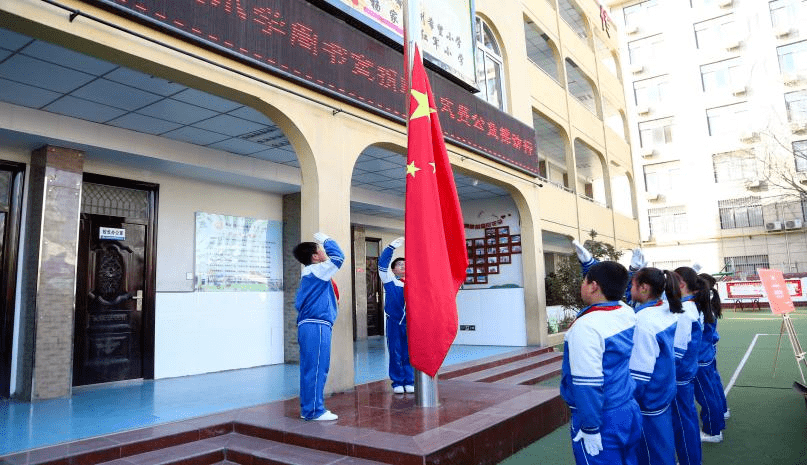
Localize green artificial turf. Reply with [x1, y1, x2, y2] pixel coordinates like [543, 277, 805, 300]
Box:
[500, 309, 807, 465]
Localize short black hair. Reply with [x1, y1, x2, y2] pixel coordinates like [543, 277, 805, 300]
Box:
[584, 261, 629, 301]
[391, 257, 405, 269]
[293, 242, 318, 266]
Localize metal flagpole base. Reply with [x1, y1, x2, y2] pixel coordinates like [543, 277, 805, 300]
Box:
[414, 369, 438, 407]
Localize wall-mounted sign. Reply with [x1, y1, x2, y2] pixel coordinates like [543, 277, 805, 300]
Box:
[85, 0, 539, 176]
[99, 227, 125, 241]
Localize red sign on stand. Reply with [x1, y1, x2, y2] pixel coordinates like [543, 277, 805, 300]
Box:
[758, 269, 795, 315]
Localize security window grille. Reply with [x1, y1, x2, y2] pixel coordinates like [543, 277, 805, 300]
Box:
[713, 150, 757, 182]
[639, 118, 674, 147]
[795, 140, 807, 171]
[724, 255, 769, 275]
[648, 205, 687, 236]
[718, 196, 764, 229]
[778, 40, 807, 75]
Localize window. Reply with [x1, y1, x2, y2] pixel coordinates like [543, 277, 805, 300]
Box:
[712, 150, 758, 182]
[524, 18, 560, 81]
[653, 259, 690, 270]
[639, 118, 673, 147]
[770, 0, 806, 34]
[565, 59, 598, 115]
[624, 0, 659, 28]
[724, 255, 769, 275]
[559, 0, 588, 41]
[648, 206, 687, 236]
[475, 16, 506, 111]
[634, 75, 670, 107]
[694, 15, 737, 50]
[718, 196, 764, 229]
[644, 161, 680, 193]
[701, 58, 744, 93]
[785, 90, 807, 122]
[777, 40, 807, 75]
[706, 103, 748, 137]
[628, 34, 664, 64]
[794, 140, 807, 171]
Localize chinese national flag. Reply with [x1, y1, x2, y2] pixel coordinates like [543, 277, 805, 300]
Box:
[405, 46, 468, 377]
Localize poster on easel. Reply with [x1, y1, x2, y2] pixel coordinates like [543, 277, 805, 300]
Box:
[758, 269, 795, 315]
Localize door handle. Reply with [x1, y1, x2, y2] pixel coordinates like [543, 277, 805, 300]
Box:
[132, 290, 143, 311]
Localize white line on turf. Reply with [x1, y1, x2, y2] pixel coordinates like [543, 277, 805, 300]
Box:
[725, 333, 773, 395]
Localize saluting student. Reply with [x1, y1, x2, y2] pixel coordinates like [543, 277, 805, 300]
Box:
[378, 237, 414, 394]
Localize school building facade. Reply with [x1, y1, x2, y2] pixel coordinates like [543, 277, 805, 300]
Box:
[0, 0, 638, 401]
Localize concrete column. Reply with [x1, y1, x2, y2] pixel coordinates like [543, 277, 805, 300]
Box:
[352, 225, 368, 341]
[16, 145, 84, 400]
[283, 192, 302, 364]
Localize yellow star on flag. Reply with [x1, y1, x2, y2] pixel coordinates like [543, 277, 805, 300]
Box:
[406, 161, 421, 177]
[410, 89, 435, 121]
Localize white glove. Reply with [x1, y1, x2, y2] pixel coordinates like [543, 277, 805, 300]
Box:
[630, 248, 646, 271]
[313, 232, 330, 244]
[692, 262, 702, 272]
[572, 240, 593, 264]
[573, 430, 603, 456]
[389, 237, 404, 249]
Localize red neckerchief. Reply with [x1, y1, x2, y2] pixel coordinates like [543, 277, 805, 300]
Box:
[331, 279, 339, 302]
[569, 301, 623, 329]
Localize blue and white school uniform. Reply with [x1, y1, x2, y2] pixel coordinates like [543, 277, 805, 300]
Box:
[709, 321, 728, 416]
[561, 301, 643, 465]
[695, 315, 726, 436]
[630, 299, 679, 465]
[295, 238, 344, 420]
[671, 297, 702, 465]
[378, 244, 414, 388]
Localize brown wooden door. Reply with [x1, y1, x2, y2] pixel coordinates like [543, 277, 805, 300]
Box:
[73, 215, 146, 386]
[365, 239, 384, 337]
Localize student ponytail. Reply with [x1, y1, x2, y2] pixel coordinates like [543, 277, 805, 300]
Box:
[634, 267, 683, 313]
[699, 272, 723, 319]
[675, 266, 715, 324]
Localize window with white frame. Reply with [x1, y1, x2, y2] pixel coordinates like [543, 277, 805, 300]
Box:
[628, 34, 664, 65]
[694, 15, 737, 50]
[712, 150, 758, 182]
[794, 140, 807, 171]
[623, 0, 659, 29]
[639, 118, 673, 147]
[648, 205, 687, 236]
[633, 75, 670, 107]
[524, 17, 560, 82]
[770, 0, 806, 36]
[701, 58, 744, 93]
[475, 16, 506, 111]
[785, 90, 807, 122]
[777, 40, 807, 75]
[644, 161, 680, 193]
[724, 255, 769, 275]
[718, 196, 764, 229]
[706, 103, 748, 137]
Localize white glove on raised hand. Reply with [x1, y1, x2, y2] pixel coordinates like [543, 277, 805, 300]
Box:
[691, 262, 702, 272]
[573, 430, 603, 457]
[572, 240, 593, 264]
[313, 232, 330, 244]
[630, 248, 646, 271]
[389, 237, 404, 249]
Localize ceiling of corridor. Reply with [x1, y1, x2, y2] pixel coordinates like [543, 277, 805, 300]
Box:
[0, 28, 510, 221]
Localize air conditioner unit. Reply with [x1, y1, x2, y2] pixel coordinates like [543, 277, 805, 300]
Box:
[626, 24, 640, 35]
[645, 191, 661, 201]
[630, 64, 645, 75]
[637, 105, 651, 116]
[774, 26, 792, 38]
[640, 148, 656, 158]
[765, 221, 783, 232]
[786, 219, 803, 229]
[747, 178, 762, 188]
[724, 39, 741, 51]
[739, 131, 758, 143]
[784, 73, 801, 86]
[718, 0, 733, 7]
[791, 121, 807, 134]
[798, 172, 807, 184]
[731, 85, 747, 96]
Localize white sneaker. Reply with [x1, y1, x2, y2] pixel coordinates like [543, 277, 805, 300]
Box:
[404, 385, 415, 393]
[700, 431, 723, 443]
[312, 410, 338, 421]
[393, 386, 404, 394]
[724, 409, 731, 419]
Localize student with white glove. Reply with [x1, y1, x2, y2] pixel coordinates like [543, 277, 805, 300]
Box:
[378, 237, 414, 394]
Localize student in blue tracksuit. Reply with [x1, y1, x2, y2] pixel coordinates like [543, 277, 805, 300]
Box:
[629, 267, 683, 465]
[669, 266, 704, 465]
[292, 232, 344, 421]
[700, 272, 729, 421]
[676, 268, 725, 443]
[378, 237, 414, 394]
[561, 255, 642, 465]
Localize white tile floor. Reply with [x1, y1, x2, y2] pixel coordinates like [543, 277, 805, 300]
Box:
[0, 338, 516, 455]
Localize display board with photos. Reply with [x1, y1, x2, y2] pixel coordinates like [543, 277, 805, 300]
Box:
[464, 226, 521, 284]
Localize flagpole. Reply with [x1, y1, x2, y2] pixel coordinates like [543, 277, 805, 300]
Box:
[403, 0, 439, 408]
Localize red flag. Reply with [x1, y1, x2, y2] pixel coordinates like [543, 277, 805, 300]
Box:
[405, 46, 468, 377]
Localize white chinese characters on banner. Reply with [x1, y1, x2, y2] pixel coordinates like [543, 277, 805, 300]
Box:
[194, 212, 283, 292]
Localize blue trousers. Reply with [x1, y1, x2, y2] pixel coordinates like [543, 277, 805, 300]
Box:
[298, 321, 332, 420]
[694, 362, 725, 435]
[386, 316, 414, 387]
[712, 354, 728, 415]
[638, 406, 676, 465]
[671, 381, 701, 465]
[570, 399, 642, 465]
